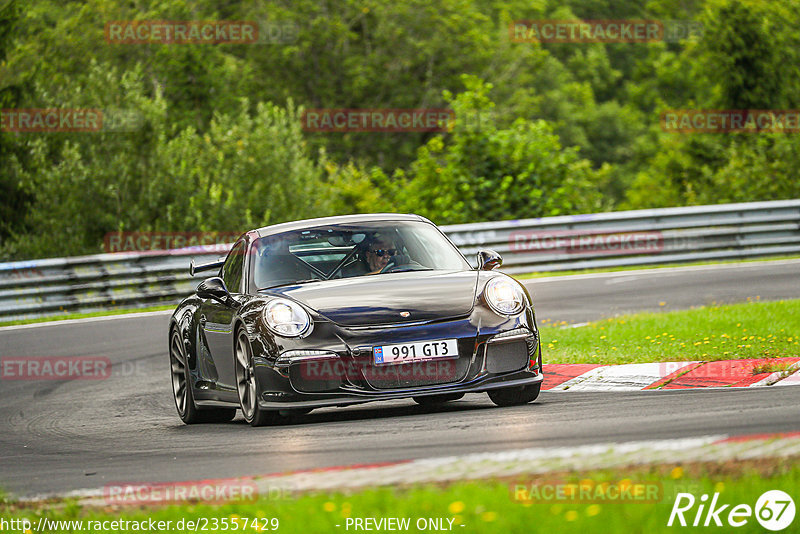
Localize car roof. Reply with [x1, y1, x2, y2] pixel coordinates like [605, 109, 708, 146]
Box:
[254, 213, 431, 238]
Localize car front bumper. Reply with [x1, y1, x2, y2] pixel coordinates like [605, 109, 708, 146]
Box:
[254, 371, 543, 410]
[249, 311, 543, 409]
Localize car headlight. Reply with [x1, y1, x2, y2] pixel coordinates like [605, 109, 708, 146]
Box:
[484, 277, 525, 316]
[263, 298, 312, 337]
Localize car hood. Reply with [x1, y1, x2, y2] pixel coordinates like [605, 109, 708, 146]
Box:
[268, 270, 478, 326]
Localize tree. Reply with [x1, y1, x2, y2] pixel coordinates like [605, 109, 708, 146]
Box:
[393, 77, 609, 224]
[699, 0, 782, 110]
[0, 0, 31, 249]
[3, 62, 330, 259]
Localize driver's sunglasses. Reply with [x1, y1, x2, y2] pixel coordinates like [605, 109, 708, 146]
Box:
[369, 248, 397, 257]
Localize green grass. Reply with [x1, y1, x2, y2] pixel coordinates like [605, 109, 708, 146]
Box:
[750, 360, 797, 375]
[0, 304, 174, 327]
[2, 460, 797, 533]
[540, 299, 800, 365]
[517, 254, 800, 279]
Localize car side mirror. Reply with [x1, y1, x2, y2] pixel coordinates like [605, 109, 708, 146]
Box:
[477, 249, 503, 271]
[197, 276, 233, 305]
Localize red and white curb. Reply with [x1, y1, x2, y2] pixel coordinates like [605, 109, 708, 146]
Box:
[543, 358, 800, 391]
[771, 362, 800, 386]
[60, 431, 800, 506]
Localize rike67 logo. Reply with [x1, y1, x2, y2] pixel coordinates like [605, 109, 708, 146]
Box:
[668, 490, 795, 531]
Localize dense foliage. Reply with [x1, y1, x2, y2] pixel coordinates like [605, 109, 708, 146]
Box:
[1, 0, 799, 259]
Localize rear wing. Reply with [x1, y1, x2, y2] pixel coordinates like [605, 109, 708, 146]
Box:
[189, 257, 225, 277]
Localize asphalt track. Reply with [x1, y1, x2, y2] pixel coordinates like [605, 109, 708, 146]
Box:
[1, 260, 799, 498]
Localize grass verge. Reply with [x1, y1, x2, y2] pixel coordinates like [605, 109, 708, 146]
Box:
[517, 254, 800, 279]
[0, 305, 174, 328]
[2, 459, 797, 533]
[540, 299, 800, 365]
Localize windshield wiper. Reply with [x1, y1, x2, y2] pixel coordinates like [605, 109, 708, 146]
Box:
[258, 278, 322, 290]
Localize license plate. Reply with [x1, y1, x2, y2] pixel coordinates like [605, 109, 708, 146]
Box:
[373, 339, 459, 365]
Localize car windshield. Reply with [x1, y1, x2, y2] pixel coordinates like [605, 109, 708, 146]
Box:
[251, 221, 470, 290]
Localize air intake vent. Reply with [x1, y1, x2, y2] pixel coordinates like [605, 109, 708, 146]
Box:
[485, 341, 529, 373]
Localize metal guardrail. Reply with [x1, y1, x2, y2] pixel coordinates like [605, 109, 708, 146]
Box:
[1, 200, 798, 321]
[445, 199, 800, 273]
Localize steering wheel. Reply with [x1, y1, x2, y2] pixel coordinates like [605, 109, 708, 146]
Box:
[379, 254, 424, 273]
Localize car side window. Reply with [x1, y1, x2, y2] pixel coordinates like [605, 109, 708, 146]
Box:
[221, 241, 246, 293]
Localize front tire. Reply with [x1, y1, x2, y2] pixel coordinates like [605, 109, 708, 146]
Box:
[170, 329, 236, 424]
[487, 383, 541, 407]
[235, 329, 280, 427]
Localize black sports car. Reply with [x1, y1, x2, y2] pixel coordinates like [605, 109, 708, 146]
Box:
[169, 214, 543, 426]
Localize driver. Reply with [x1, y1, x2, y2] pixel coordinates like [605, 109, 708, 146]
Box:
[365, 235, 399, 274]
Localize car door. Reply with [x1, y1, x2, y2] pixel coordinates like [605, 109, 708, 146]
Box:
[199, 240, 245, 393]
